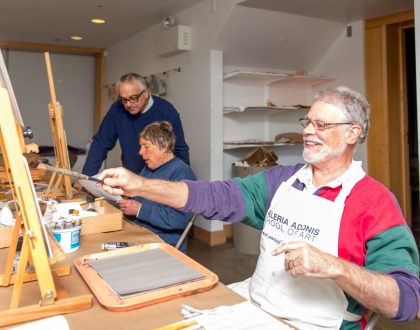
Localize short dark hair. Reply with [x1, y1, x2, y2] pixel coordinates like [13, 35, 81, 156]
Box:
[139, 121, 176, 153]
[117, 73, 147, 90]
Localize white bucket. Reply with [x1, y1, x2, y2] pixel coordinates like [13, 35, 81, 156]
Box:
[51, 226, 81, 253]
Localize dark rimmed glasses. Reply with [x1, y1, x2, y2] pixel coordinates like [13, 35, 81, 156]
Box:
[298, 117, 353, 131]
[118, 89, 146, 104]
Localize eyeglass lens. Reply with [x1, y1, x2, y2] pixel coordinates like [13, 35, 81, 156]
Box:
[119, 90, 145, 103]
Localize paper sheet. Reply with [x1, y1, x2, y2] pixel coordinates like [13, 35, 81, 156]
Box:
[79, 174, 122, 202]
[53, 202, 83, 221]
[8, 315, 69, 330]
[182, 302, 294, 330]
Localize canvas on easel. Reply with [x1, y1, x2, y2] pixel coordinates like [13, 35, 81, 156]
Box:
[0, 64, 91, 327]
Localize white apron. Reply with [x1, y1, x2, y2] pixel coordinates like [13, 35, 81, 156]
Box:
[229, 163, 365, 330]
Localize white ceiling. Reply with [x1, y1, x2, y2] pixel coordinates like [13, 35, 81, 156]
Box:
[216, 6, 345, 71]
[0, 0, 202, 49]
[217, 0, 414, 71]
[239, 0, 414, 23]
[0, 0, 414, 50]
[0, 0, 414, 71]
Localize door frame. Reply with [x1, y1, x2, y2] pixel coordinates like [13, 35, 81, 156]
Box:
[365, 10, 414, 225]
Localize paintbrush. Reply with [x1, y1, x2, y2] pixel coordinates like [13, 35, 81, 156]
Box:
[29, 160, 104, 184]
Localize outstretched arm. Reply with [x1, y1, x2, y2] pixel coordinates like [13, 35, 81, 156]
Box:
[99, 167, 189, 209]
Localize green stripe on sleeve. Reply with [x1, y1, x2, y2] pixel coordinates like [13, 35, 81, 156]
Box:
[234, 171, 268, 230]
[365, 225, 419, 275]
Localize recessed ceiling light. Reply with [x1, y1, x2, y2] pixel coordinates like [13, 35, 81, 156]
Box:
[71, 35, 83, 41]
[91, 18, 106, 24]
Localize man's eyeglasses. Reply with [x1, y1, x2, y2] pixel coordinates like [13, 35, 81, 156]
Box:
[118, 90, 146, 104]
[298, 117, 353, 131]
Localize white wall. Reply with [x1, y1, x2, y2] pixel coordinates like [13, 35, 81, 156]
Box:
[314, 20, 367, 168]
[5, 50, 95, 150]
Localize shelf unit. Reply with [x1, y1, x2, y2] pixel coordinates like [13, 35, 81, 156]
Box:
[222, 70, 334, 178]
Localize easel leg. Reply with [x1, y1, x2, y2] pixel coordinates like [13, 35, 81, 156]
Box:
[0, 216, 22, 286]
[10, 232, 30, 308]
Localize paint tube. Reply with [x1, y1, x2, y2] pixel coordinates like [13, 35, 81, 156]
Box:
[101, 242, 135, 251]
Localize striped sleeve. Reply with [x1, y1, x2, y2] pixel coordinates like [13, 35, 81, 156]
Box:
[234, 171, 269, 230]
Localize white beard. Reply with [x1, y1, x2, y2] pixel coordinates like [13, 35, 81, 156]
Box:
[303, 137, 347, 164]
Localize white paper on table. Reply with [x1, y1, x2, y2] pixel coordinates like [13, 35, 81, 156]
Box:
[54, 204, 99, 219]
[8, 315, 69, 330]
[182, 301, 294, 330]
[79, 175, 122, 202]
[80, 210, 99, 217]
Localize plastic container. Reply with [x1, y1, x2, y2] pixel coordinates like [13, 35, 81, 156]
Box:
[51, 226, 81, 253]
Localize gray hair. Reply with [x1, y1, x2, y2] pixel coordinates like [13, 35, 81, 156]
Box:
[314, 86, 370, 146]
[139, 121, 176, 153]
[117, 73, 147, 90]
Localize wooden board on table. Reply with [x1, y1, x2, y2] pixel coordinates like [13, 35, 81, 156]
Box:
[74, 242, 219, 311]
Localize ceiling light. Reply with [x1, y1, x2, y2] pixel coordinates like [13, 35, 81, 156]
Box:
[71, 35, 83, 41]
[91, 18, 106, 24]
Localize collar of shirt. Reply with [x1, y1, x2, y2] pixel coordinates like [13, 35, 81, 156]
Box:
[297, 160, 362, 194]
[142, 94, 154, 114]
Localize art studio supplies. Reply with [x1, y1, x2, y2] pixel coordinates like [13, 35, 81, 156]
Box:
[102, 242, 135, 251]
[50, 224, 81, 254]
[49, 209, 82, 253]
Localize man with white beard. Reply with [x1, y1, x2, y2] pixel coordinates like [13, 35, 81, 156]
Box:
[99, 86, 420, 330]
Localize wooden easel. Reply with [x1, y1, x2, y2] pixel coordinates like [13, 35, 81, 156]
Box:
[0, 88, 92, 327]
[41, 52, 73, 199]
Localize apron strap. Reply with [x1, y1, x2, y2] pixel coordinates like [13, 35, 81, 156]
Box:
[334, 161, 366, 204]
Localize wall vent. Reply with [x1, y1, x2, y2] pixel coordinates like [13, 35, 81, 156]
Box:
[156, 25, 191, 57]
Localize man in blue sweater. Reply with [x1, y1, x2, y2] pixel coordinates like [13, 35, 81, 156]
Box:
[81, 73, 190, 176]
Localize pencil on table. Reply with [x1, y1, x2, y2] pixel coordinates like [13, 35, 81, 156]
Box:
[152, 318, 198, 330]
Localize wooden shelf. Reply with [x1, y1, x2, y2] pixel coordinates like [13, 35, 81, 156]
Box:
[223, 141, 302, 150]
[269, 74, 335, 87]
[223, 70, 333, 87]
[223, 105, 309, 115]
[223, 71, 286, 84]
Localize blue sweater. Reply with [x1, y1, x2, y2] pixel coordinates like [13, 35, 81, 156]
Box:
[82, 95, 190, 176]
[129, 157, 196, 253]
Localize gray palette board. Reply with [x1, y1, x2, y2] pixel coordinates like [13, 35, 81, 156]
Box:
[88, 248, 205, 296]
